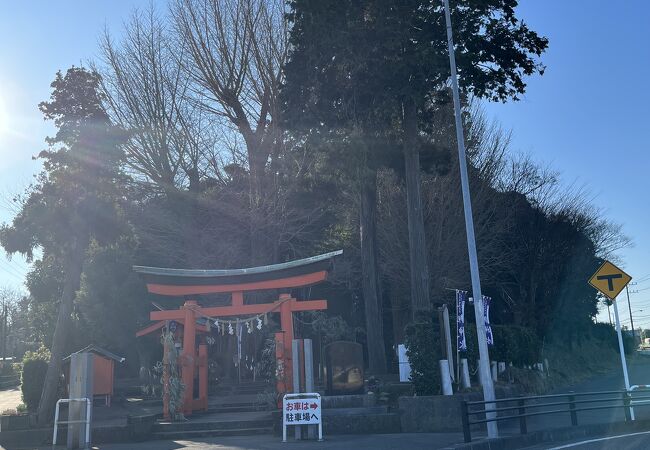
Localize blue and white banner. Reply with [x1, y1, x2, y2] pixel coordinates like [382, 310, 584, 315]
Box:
[483, 295, 494, 346]
[456, 290, 467, 351]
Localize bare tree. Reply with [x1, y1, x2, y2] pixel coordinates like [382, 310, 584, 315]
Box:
[97, 6, 217, 193]
[171, 0, 287, 262]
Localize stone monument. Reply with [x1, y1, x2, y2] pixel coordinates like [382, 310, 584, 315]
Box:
[324, 341, 364, 395]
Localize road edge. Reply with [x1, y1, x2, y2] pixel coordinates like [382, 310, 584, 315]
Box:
[442, 418, 650, 450]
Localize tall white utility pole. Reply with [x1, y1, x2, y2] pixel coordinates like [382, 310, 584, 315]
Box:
[442, 0, 498, 438]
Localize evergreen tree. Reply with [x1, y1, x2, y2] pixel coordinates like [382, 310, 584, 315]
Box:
[282, 0, 547, 319]
[0, 67, 125, 423]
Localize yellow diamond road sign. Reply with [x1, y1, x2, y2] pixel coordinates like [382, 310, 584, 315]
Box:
[588, 260, 632, 300]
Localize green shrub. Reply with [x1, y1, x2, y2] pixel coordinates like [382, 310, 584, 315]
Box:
[590, 322, 618, 350]
[21, 347, 50, 412]
[589, 322, 635, 355]
[461, 324, 540, 368]
[492, 325, 540, 366]
[404, 311, 441, 396]
[623, 332, 636, 355]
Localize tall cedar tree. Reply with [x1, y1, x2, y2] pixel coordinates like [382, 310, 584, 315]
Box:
[282, 1, 547, 334]
[0, 67, 124, 423]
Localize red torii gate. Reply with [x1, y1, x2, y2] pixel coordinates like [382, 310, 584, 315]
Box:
[134, 250, 341, 417]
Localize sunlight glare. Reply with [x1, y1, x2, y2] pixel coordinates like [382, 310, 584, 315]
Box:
[0, 93, 7, 137]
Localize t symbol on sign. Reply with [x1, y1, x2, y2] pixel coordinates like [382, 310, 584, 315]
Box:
[597, 273, 622, 291]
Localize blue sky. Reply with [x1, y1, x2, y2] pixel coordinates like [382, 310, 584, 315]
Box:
[0, 1, 151, 288]
[0, 1, 648, 326]
[482, 1, 650, 328]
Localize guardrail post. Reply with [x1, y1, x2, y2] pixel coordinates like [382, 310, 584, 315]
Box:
[568, 394, 578, 426]
[623, 392, 632, 422]
[461, 400, 471, 443]
[518, 399, 527, 434]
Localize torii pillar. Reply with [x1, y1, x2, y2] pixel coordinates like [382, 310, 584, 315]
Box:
[181, 301, 197, 414]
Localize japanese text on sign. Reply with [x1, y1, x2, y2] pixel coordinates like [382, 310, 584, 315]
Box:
[283, 394, 321, 425]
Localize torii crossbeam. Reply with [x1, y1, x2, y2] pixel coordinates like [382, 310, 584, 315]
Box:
[134, 250, 341, 417]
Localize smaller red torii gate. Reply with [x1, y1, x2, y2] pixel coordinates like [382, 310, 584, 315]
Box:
[135, 250, 341, 418]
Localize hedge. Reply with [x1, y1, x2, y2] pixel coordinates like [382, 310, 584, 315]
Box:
[404, 311, 441, 396]
[21, 347, 50, 411]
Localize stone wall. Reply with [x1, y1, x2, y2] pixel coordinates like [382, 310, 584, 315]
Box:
[398, 386, 523, 433]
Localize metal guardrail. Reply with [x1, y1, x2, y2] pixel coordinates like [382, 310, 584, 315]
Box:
[52, 398, 91, 449]
[460, 389, 650, 443]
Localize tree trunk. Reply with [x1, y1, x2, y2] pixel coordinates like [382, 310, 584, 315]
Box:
[403, 98, 431, 317]
[248, 149, 270, 266]
[389, 285, 408, 346]
[37, 247, 85, 424]
[360, 167, 387, 374]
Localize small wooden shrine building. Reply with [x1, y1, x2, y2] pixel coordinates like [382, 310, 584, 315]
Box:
[63, 345, 125, 407]
[134, 250, 341, 418]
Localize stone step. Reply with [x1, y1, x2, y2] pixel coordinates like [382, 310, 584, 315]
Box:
[322, 394, 377, 409]
[210, 400, 266, 407]
[153, 418, 273, 432]
[323, 406, 389, 416]
[232, 388, 270, 395]
[216, 382, 270, 388]
[209, 404, 268, 413]
[211, 386, 271, 394]
[152, 427, 273, 440]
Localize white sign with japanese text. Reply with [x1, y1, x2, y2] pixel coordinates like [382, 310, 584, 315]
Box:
[282, 393, 323, 442]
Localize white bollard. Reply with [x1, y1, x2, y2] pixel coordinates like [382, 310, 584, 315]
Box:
[460, 358, 471, 389]
[491, 361, 498, 382]
[439, 360, 453, 395]
[498, 362, 506, 374]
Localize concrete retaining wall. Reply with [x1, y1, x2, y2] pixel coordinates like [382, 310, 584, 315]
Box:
[322, 393, 376, 408]
[398, 386, 523, 433]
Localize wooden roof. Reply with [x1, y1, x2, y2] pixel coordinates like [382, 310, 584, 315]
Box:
[63, 345, 125, 363]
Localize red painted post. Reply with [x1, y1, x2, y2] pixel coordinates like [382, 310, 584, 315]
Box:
[232, 291, 244, 307]
[162, 328, 170, 420]
[182, 300, 197, 415]
[198, 343, 208, 411]
[275, 331, 286, 407]
[279, 295, 294, 393]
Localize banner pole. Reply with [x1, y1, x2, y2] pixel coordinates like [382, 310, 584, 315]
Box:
[456, 292, 460, 382]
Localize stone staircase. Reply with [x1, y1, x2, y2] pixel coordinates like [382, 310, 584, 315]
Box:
[211, 380, 271, 396]
[152, 381, 275, 439]
[151, 382, 403, 439]
[152, 412, 274, 440]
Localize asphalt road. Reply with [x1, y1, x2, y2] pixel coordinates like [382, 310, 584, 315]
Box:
[523, 430, 650, 449]
[25, 432, 460, 450]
